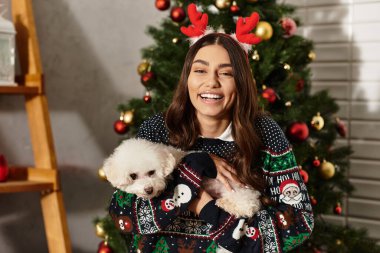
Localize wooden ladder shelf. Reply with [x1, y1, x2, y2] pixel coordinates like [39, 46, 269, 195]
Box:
[0, 1, 72, 252]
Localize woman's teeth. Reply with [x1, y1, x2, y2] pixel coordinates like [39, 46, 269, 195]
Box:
[200, 94, 223, 100]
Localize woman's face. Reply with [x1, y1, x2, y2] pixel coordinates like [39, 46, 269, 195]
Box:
[187, 44, 236, 121]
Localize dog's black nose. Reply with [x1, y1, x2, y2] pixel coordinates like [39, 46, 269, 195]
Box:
[144, 187, 153, 195]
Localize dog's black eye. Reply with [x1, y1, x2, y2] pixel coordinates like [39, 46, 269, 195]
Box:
[130, 173, 137, 180]
[148, 170, 155, 176]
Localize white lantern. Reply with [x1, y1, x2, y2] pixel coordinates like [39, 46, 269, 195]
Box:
[0, 13, 16, 85]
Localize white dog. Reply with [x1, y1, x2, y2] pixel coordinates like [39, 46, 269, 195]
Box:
[103, 138, 261, 218]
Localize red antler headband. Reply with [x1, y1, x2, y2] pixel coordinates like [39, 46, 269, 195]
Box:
[180, 3, 262, 53]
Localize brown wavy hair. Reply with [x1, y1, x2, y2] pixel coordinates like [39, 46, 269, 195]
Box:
[165, 33, 267, 194]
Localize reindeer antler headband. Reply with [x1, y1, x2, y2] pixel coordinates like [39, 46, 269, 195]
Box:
[180, 3, 262, 54]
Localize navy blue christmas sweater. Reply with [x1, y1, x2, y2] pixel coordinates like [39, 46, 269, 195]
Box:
[108, 113, 314, 253]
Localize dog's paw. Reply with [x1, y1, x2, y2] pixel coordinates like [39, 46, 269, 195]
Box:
[215, 188, 261, 218]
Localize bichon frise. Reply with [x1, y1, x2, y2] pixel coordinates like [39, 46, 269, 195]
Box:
[103, 138, 261, 218]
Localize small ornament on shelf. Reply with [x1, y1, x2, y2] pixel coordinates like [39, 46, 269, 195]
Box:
[311, 112, 324, 131]
[280, 17, 297, 38]
[0, 10, 16, 85]
[287, 122, 309, 143]
[0, 154, 9, 182]
[155, 0, 170, 11]
[319, 160, 335, 180]
[255, 21, 273, 41]
[215, 0, 232, 9]
[335, 117, 347, 138]
[334, 202, 342, 215]
[170, 6, 186, 23]
[230, 1, 239, 14]
[143, 91, 152, 104]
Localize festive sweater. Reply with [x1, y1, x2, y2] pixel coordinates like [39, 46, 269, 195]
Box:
[108, 113, 314, 253]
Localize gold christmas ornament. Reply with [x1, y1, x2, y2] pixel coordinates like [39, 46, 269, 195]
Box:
[96, 222, 106, 238]
[308, 51, 316, 61]
[319, 160, 335, 180]
[285, 101, 292, 107]
[137, 61, 150, 75]
[255, 21, 273, 41]
[215, 0, 232, 9]
[98, 168, 107, 181]
[311, 112, 324, 130]
[252, 50, 260, 61]
[336, 239, 343, 246]
[123, 110, 134, 124]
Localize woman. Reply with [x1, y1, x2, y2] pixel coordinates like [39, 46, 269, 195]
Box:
[109, 32, 314, 252]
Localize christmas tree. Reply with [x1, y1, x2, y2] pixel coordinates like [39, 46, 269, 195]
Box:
[95, 0, 380, 252]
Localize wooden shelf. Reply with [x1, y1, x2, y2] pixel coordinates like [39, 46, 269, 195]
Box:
[0, 85, 39, 95]
[0, 180, 53, 193]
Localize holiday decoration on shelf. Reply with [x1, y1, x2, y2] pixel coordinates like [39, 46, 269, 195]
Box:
[215, 0, 232, 9]
[98, 167, 107, 181]
[0, 10, 16, 85]
[261, 85, 277, 103]
[98, 241, 113, 253]
[319, 160, 335, 180]
[280, 17, 297, 38]
[286, 122, 309, 142]
[170, 6, 186, 22]
[255, 21, 273, 40]
[137, 61, 150, 75]
[336, 117, 347, 138]
[311, 112, 325, 131]
[143, 91, 152, 104]
[0, 154, 9, 182]
[155, 0, 170, 11]
[230, 1, 239, 14]
[334, 203, 342, 215]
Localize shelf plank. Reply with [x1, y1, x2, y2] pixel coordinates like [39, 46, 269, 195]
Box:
[0, 85, 39, 95]
[0, 180, 54, 193]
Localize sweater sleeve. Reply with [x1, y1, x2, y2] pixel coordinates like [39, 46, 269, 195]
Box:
[108, 152, 216, 235]
[198, 117, 314, 253]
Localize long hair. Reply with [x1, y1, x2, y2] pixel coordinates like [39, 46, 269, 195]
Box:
[165, 33, 267, 193]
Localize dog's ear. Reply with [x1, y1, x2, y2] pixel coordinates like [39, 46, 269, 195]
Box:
[103, 156, 128, 188]
[162, 147, 186, 176]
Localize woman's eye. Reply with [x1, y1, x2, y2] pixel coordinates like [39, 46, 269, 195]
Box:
[194, 69, 206, 73]
[220, 72, 233, 76]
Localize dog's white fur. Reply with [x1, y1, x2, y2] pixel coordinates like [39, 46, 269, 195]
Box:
[103, 138, 261, 218]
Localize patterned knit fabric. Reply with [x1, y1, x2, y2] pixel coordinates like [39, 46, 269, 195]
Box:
[108, 113, 314, 253]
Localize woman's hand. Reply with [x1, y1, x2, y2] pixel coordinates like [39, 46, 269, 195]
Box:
[209, 154, 243, 192]
[188, 188, 213, 215]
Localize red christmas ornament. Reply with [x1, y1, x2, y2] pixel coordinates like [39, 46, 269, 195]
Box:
[141, 71, 155, 86]
[281, 17, 297, 38]
[334, 203, 342, 215]
[336, 118, 347, 138]
[296, 79, 304, 92]
[310, 196, 317, 206]
[286, 122, 309, 142]
[262, 87, 277, 103]
[299, 168, 309, 184]
[170, 6, 186, 23]
[143, 92, 152, 104]
[313, 157, 321, 167]
[98, 241, 113, 253]
[113, 120, 129, 135]
[155, 0, 170, 11]
[230, 1, 240, 14]
[0, 155, 9, 182]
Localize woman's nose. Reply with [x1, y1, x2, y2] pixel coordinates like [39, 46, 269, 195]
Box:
[206, 72, 220, 87]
